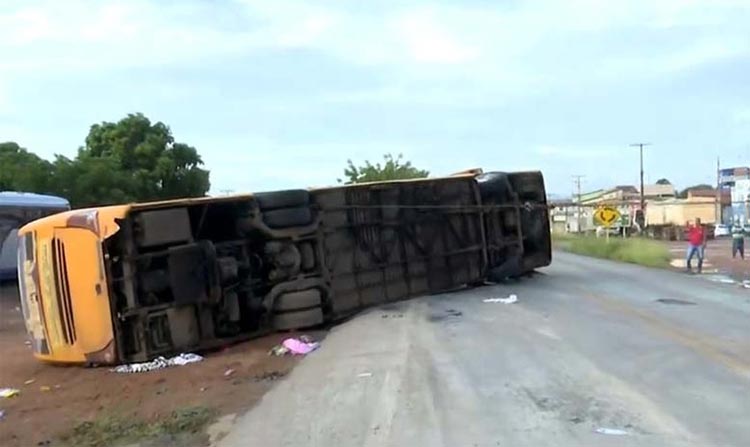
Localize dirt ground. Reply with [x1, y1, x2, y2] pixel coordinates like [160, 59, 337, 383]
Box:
[0, 282, 318, 447]
[668, 237, 750, 281]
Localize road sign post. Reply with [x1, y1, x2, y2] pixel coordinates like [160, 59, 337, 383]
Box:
[594, 206, 622, 243]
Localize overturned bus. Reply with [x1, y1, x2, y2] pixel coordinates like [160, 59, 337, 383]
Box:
[17, 170, 551, 365]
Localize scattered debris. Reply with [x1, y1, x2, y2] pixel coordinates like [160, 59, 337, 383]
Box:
[656, 298, 697, 306]
[253, 371, 287, 382]
[595, 427, 629, 436]
[0, 388, 20, 398]
[24, 340, 31, 346]
[268, 336, 320, 356]
[39, 386, 51, 392]
[268, 345, 290, 356]
[24, 379, 35, 385]
[111, 353, 204, 373]
[0, 409, 5, 420]
[223, 369, 235, 378]
[705, 275, 736, 284]
[282, 337, 320, 355]
[357, 372, 373, 378]
[484, 294, 518, 304]
[569, 416, 584, 424]
[446, 309, 463, 317]
[742, 280, 750, 289]
[200, 387, 207, 392]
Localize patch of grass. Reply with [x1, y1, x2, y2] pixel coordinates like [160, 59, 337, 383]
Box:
[553, 233, 671, 268]
[63, 406, 216, 447]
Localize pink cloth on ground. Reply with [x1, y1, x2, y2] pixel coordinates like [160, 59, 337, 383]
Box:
[282, 338, 319, 355]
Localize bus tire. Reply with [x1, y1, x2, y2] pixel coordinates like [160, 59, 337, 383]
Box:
[274, 289, 322, 312]
[256, 190, 309, 210]
[476, 172, 516, 203]
[299, 243, 316, 271]
[263, 207, 312, 228]
[272, 307, 324, 331]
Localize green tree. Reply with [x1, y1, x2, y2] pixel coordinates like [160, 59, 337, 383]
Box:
[0, 142, 54, 192]
[655, 178, 671, 185]
[2, 114, 210, 207]
[78, 113, 210, 204]
[340, 153, 429, 184]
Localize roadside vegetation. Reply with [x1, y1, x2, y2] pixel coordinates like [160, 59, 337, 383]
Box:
[62, 406, 216, 447]
[553, 233, 671, 268]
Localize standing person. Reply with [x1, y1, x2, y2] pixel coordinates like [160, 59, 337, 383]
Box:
[731, 219, 745, 260]
[686, 218, 706, 273]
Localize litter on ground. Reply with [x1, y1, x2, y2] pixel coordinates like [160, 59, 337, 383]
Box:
[357, 372, 373, 378]
[282, 337, 320, 355]
[111, 353, 204, 373]
[0, 388, 20, 398]
[268, 345, 290, 356]
[23, 379, 35, 385]
[0, 409, 5, 420]
[224, 369, 235, 377]
[595, 428, 629, 436]
[484, 294, 518, 304]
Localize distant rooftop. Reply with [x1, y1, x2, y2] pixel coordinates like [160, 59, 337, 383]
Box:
[641, 184, 676, 197]
[0, 191, 70, 208]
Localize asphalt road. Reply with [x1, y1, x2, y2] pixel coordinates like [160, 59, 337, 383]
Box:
[218, 252, 750, 447]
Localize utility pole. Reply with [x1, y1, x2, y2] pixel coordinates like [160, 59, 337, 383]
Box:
[716, 157, 721, 224]
[572, 175, 585, 233]
[630, 143, 651, 229]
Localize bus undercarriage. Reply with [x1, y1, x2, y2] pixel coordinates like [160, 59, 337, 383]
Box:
[103, 172, 551, 364]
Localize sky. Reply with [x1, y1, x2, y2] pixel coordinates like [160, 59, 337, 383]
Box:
[1, 0, 748, 197]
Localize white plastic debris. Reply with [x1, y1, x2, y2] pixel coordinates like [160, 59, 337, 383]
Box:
[0, 388, 20, 398]
[595, 428, 629, 436]
[111, 353, 204, 373]
[357, 372, 373, 378]
[484, 294, 518, 304]
[170, 353, 204, 366]
[742, 280, 750, 289]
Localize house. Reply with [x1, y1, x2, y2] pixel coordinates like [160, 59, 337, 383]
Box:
[641, 184, 676, 199]
[645, 197, 717, 227]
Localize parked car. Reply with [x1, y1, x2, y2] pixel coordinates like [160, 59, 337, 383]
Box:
[714, 224, 731, 237]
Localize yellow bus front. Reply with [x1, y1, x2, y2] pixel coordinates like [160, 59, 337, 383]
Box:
[17, 207, 128, 364]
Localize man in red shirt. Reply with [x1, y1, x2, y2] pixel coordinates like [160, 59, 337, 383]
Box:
[686, 218, 707, 273]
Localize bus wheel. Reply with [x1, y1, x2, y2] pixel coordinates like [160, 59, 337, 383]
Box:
[263, 207, 312, 228]
[255, 190, 310, 210]
[273, 289, 322, 312]
[272, 307, 324, 331]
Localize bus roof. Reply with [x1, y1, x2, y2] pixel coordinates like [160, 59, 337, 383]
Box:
[0, 191, 70, 209]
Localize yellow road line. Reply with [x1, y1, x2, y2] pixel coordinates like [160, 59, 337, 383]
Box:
[580, 288, 750, 381]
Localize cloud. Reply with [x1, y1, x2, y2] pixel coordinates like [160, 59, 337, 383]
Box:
[1, 0, 748, 195]
[394, 10, 480, 64]
[534, 145, 615, 159]
[732, 107, 750, 125]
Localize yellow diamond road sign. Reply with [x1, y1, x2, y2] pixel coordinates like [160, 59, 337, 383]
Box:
[594, 206, 621, 228]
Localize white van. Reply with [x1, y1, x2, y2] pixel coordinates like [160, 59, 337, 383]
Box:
[0, 192, 70, 281]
